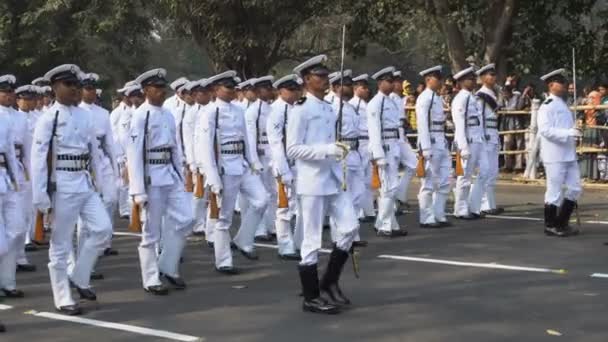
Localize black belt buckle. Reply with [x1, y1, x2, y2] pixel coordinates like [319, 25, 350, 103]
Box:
[430, 137, 436, 144]
[485, 134, 490, 141]
[383, 145, 390, 152]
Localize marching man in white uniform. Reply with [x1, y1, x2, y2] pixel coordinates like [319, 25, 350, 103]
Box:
[32, 64, 113, 315]
[199, 71, 269, 273]
[244, 76, 277, 242]
[127, 68, 194, 294]
[163, 77, 189, 115]
[79, 73, 119, 257]
[288, 55, 358, 314]
[266, 74, 302, 260]
[349, 74, 375, 222]
[367, 67, 414, 237]
[416, 66, 452, 228]
[476, 64, 504, 215]
[0, 75, 27, 299]
[538, 68, 581, 237]
[452, 66, 489, 219]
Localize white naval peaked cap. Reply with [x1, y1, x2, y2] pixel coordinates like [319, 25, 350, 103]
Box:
[15, 85, 37, 95]
[0, 74, 17, 87]
[183, 80, 200, 92]
[207, 70, 238, 86]
[42, 86, 52, 94]
[371, 66, 396, 80]
[251, 75, 275, 87]
[234, 76, 242, 84]
[293, 54, 329, 76]
[96, 89, 102, 96]
[135, 68, 168, 87]
[124, 84, 142, 96]
[329, 69, 353, 84]
[453, 66, 476, 81]
[198, 78, 212, 88]
[44, 64, 82, 84]
[81, 72, 100, 82]
[170, 77, 189, 91]
[419, 65, 442, 77]
[328, 71, 340, 80]
[476, 63, 496, 76]
[31, 76, 49, 86]
[273, 74, 300, 89]
[352, 74, 369, 83]
[540, 68, 567, 82]
[236, 79, 251, 90]
[393, 70, 402, 78]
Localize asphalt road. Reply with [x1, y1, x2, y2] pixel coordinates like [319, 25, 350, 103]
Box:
[1, 183, 608, 342]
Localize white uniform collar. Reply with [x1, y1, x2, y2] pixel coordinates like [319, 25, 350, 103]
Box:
[307, 91, 326, 103]
[478, 85, 496, 100]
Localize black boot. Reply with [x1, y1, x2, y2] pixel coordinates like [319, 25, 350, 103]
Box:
[555, 199, 579, 236]
[0, 320, 5, 332]
[320, 248, 351, 306]
[544, 204, 557, 228]
[298, 264, 340, 314]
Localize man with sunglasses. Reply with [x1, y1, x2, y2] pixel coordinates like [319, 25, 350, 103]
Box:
[476, 64, 503, 216]
[452, 66, 490, 220]
[416, 66, 452, 228]
[266, 74, 302, 260]
[244, 76, 277, 244]
[127, 68, 194, 294]
[368, 66, 411, 238]
[199, 71, 269, 274]
[79, 73, 119, 259]
[538, 69, 582, 237]
[32, 64, 113, 315]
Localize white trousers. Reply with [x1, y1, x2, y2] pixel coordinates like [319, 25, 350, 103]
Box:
[214, 172, 269, 268]
[48, 191, 112, 308]
[544, 161, 582, 205]
[418, 148, 451, 224]
[139, 185, 193, 288]
[17, 186, 33, 265]
[299, 192, 358, 265]
[358, 141, 376, 217]
[192, 190, 207, 234]
[275, 180, 298, 255]
[0, 190, 25, 291]
[481, 143, 500, 211]
[118, 184, 131, 218]
[454, 142, 490, 216]
[375, 156, 401, 233]
[254, 167, 277, 237]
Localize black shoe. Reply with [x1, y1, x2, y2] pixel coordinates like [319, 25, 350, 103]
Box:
[254, 235, 273, 243]
[162, 274, 186, 290]
[392, 229, 408, 237]
[24, 243, 38, 252]
[377, 230, 407, 238]
[119, 215, 129, 220]
[237, 247, 259, 260]
[278, 253, 301, 261]
[215, 266, 239, 275]
[352, 240, 368, 247]
[103, 248, 119, 256]
[0, 321, 5, 332]
[57, 304, 82, 316]
[16, 263, 36, 272]
[2, 289, 25, 298]
[544, 227, 568, 237]
[359, 216, 375, 223]
[144, 284, 169, 295]
[192, 231, 205, 237]
[70, 282, 97, 301]
[303, 297, 341, 314]
[230, 242, 237, 250]
[320, 248, 351, 306]
[471, 212, 485, 219]
[482, 208, 505, 215]
[454, 214, 476, 220]
[420, 222, 442, 229]
[207, 241, 214, 249]
[438, 221, 452, 227]
[32, 240, 49, 247]
[90, 271, 104, 280]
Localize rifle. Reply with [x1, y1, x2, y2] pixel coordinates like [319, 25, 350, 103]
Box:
[194, 171, 205, 198]
[277, 104, 289, 209]
[371, 96, 386, 190]
[129, 110, 149, 233]
[34, 110, 59, 244]
[455, 95, 471, 177]
[208, 107, 221, 219]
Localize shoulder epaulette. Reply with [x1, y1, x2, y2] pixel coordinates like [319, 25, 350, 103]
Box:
[323, 99, 331, 104]
[296, 97, 307, 105]
[543, 98, 553, 105]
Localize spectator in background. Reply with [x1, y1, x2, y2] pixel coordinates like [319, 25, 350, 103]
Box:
[415, 81, 426, 97]
[580, 90, 603, 179]
[499, 76, 526, 172]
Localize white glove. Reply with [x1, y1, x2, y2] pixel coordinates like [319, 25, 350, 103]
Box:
[251, 162, 264, 174]
[134, 194, 148, 206]
[35, 195, 51, 213]
[189, 164, 197, 173]
[460, 149, 471, 160]
[280, 171, 294, 185]
[376, 158, 388, 168]
[568, 128, 582, 137]
[422, 150, 432, 159]
[326, 144, 343, 157]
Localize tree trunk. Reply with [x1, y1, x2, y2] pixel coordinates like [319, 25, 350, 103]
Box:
[431, 0, 468, 72]
[483, 0, 517, 64]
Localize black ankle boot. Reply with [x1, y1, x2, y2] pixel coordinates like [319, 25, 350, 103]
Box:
[555, 199, 579, 236]
[298, 264, 340, 314]
[320, 248, 351, 306]
[544, 204, 557, 228]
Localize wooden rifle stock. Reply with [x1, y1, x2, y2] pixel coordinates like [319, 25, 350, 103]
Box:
[416, 151, 426, 177]
[371, 161, 381, 190]
[33, 211, 46, 244]
[209, 193, 220, 219]
[455, 151, 464, 176]
[277, 180, 289, 209]
[194, 173, 205, 198]
[184, 168, 194, 193]
[129, 202, 142, 233]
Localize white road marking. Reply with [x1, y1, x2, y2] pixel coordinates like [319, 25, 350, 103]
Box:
[0, 304, 13, 310]
[585, 220, 608, 225]
[485, 214, 541, 221]
[113, 232, 142, 237]
[378, 255, 567, 274]
[590, 273, 608, 279]
[26, 311, 203, 342]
